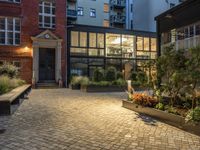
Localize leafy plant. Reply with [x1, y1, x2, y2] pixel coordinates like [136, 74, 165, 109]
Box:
[0, 75, 10, 95]
[0, 63, 18, 78]
[89, 81, 111, 87]
[116, 71, 123, 79]
[130, 71, 137, 81]
[112, 79, 126, 86]
[155, 103, 164, 111]
[185, 107, 200, 123]
[80, 77, 89, 86]
[132, 93, 158, 107]
[70, 76, 82, 86]
[105, 67, 116, 81]
[93, 68, 104, 82]
[136, 71, 148, 85]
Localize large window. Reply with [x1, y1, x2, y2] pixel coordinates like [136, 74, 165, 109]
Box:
[122, 35, 134, 58]
[106, 33, 121, 57]
[136, 37, 143, 50]
[0, 17, 20, 45]
[90, 9, 96, 18]
[71, 58, 88, 76]
[39, 1, 55, 28]
[77, 7, 84, 16]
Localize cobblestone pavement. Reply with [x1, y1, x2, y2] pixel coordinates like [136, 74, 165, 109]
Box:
[0, 89, 200, 150]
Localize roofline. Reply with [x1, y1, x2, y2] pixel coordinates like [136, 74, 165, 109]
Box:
[67, 24, 156, 35]
[155, 0, 196, 20]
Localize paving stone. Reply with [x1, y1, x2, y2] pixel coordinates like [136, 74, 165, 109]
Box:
[0, 89, 200, 150]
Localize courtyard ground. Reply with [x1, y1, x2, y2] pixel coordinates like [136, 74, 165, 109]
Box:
[0, 89, 200, 150]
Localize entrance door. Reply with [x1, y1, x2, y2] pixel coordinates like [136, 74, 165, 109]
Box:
[39, 48, 55, 82]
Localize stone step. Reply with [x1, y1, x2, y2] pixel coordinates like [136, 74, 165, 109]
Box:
[36, 83, 59, 89]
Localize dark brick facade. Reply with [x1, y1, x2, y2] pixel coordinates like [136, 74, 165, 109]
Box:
[0, 0, 67, 83]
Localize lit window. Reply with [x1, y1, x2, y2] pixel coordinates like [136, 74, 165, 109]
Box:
[151, 38, 157, 51]
[89, 33, 96, 47]
[144, 37, 150, 51]
[71, 31, 79, 46]
[104, 3, 109, 13]
[103, 20, 109, 27]
[90, 9, 96, 17]
[39, 1, 56, 28]
[77, 7, 84, 16]
[137, 37, 143, 50]
[0, 17, 20, 45]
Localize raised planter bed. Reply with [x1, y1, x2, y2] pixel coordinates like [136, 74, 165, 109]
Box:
[81, 85, 127, 93]
[122, 100, 200, 136]
[69, 84, 80, 90]
[0, 84, 31, 115]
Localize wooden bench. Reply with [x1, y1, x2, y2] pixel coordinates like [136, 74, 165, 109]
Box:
[0, 84, 31, 115]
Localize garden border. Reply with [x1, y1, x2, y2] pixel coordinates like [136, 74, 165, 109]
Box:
[122, 100, 200, 136]
[81, 85, 127, 92]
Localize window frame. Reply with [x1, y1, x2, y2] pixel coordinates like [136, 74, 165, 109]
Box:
[0, 17, 21, 46]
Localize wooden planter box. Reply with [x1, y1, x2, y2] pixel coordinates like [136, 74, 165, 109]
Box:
[0, 84, 31, 115]
[81, 85, 127, 93]
[122, 100, 200, 136]
[69, 84, 81, 90]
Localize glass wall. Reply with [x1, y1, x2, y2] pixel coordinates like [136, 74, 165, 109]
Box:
[69, 30, 157, 81]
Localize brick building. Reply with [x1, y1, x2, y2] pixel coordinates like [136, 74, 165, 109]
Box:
[0, 0, 67, 85]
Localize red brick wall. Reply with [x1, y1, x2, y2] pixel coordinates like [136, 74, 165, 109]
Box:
[0, 0, 67, 83]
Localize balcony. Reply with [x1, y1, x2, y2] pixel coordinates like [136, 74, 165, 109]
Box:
[110, 0, 126, 9]
[110, 15, 126, 24]
[161, 35, 200, 51]
[67, 9, 77, 20]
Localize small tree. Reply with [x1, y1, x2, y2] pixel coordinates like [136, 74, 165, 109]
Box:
[105, 67, 117, 81]
[93, 68, 104, 82]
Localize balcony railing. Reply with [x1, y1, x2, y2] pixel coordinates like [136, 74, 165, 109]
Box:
[161, 35, 200, 50]
[67, 9, 77, 19]
[110, 0, 126, 8]
[110, 15, 126, 24]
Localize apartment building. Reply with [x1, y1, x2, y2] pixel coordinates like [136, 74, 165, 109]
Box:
[67, 0, 110, 27]
[126, 0, 183, 32]
[0, 0, 67, 84]
[155, 0, 200, 55]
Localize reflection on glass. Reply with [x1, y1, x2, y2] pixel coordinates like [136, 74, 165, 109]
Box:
[71, 58, 88, 76]
[106, 33, 121, 57]
[80, 32, 87, 47]
[71, 31, 79, 46]
[70, 48, 87, 56]
[88, 49, 104, 56]
[137, 51, 150, 59]
[97, 33, 104, 48]
[106, 59, 121, 71]
[122, 35, 135, 58]
[144, 37, 150, 51]
[89, 33, 96, 47]
[137, 37, 143, 50]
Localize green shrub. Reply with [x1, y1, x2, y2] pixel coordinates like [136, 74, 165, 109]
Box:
[0, 76, 10, 95]
[185, 107, 200, 123]
[167, 107, 179, 115]
[80, 77, 89, 86]
[89, 81, 111, 86]
[155, 103, 164, 111]
[70, 76, 82, 86]
[136, 71, 148, 84]
[116, 71, 123, 79]
[93, 68, 104, 82]
[112, 79, 126, 86]
[130, 71, 137, 81]
[0, 75, 25, 95]
[0, 63, 18, 78]
[105, 67, 116, 81]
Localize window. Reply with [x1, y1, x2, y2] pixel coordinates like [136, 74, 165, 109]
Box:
[39, 1, 55, 28]
[89, 49, 104, 56]
[189, 26, 194, 37]
[104, 3, 109, 13]
[136, 37, 143, 50]
[80, 32, 87, 47]
[71, 31, 79, 46]
[97, 33, 104, 48]
[89, 33, 96, 47]
[0, 0, 20, 3]
[0, 17, 20, 45]
[90, 9, 96, 17]
[77, 7, 83, 16]
[122, 35, 134, 58]
[106, 33, 121, 57]
[103, 20, 109, 27]
[70, 48, 87, 56]
[150, 38, 157, 51]
[144, 37, 150, 51]
[70, 58, 88, 76]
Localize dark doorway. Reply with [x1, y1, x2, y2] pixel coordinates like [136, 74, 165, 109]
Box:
[39, 48, 55, 82]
